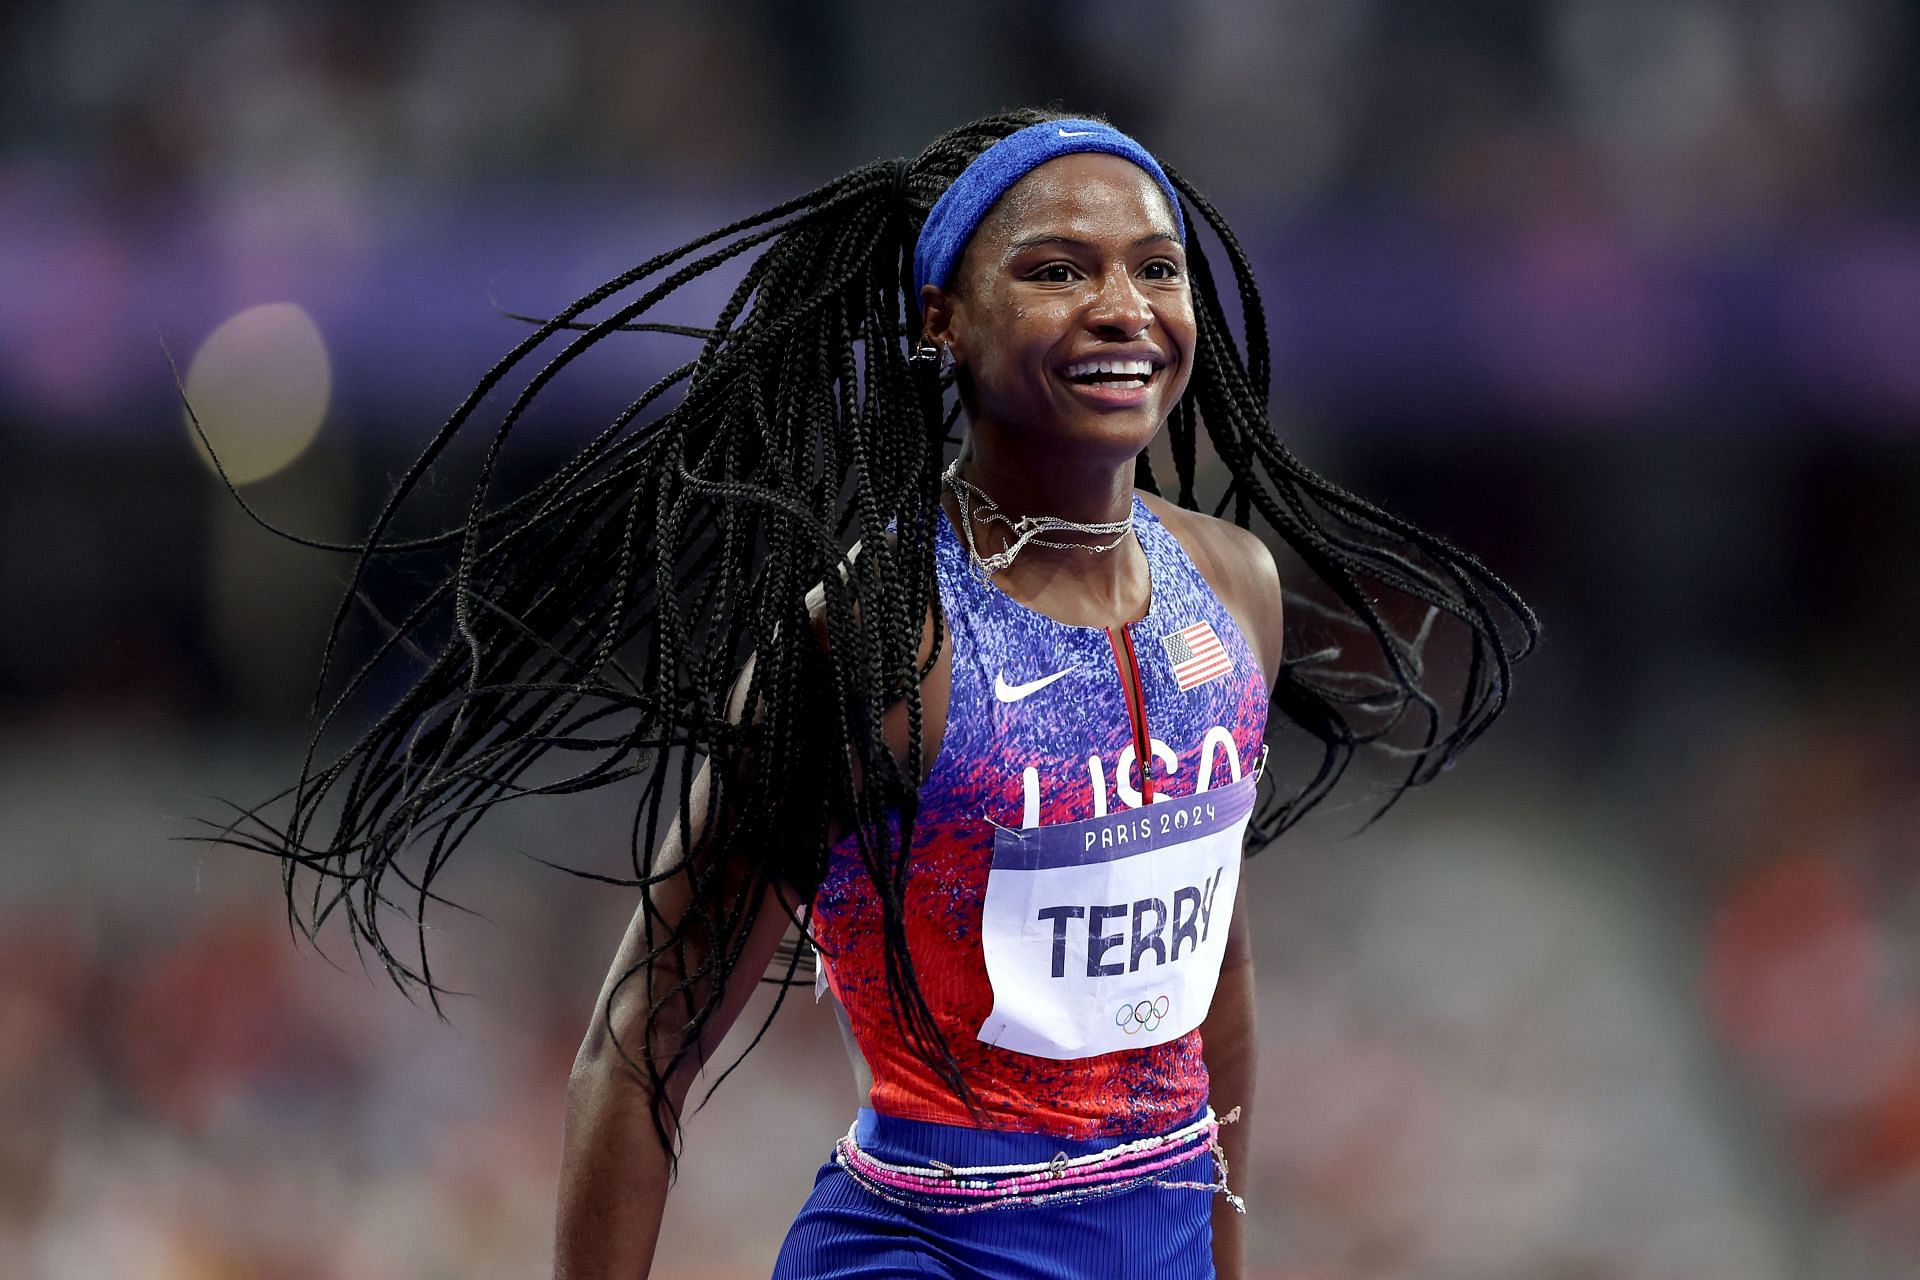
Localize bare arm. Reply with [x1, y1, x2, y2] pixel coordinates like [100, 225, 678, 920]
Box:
[554, 753, 799, 1279]
[1200, 891, 1256, 1280]
[1151, 497, 1279, 1278]
[554, 571, 940, 1279]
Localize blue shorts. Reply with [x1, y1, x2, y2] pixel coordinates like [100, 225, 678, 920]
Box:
[771, 1108, 1217, 1279]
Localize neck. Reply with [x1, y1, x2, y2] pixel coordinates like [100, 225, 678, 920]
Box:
[942, 441, 1148, 613]
[950, 445, 1136, 532]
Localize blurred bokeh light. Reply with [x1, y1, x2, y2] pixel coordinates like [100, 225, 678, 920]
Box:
[182, 302, 331, 487]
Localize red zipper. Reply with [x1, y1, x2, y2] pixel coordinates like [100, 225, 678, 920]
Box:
[1105, 624, 1155, 804]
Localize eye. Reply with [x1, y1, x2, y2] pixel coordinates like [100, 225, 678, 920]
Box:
[1141, 258, 1183, 281]
[1027, 262, 1081, 283]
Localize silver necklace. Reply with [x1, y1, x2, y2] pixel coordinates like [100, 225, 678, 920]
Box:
[942, 459, 1136, 579]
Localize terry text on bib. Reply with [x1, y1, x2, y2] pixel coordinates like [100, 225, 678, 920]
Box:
[975, 773, 1256, 1060]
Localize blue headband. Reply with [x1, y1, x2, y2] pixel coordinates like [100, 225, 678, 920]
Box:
[912, 118, 1186, 300]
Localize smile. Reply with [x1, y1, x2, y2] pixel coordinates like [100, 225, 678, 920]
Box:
[1058, 356, 1163, 407]
[1061, 358, 1159, 389]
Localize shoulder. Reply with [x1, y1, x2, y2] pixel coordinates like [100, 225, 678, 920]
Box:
[1137, 490, 1284, 689]
[1138, 491, 1276, 583]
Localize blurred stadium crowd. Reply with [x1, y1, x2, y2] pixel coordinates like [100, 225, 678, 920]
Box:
[3, 2, 1920, 1277]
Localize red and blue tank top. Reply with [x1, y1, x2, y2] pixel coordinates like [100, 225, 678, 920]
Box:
[810, 495, 1269, 1139]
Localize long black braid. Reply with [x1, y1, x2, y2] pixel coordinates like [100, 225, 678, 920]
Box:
[203, 106, 1537, 1165]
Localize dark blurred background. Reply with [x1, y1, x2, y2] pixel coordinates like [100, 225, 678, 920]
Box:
[4, 2, 1920, 1277]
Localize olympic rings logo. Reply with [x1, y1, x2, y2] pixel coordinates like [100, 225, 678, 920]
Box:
[1115, 995, 1171, 1034]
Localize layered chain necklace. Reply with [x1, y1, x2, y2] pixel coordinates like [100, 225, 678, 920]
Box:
[942, 458, 1136, 579]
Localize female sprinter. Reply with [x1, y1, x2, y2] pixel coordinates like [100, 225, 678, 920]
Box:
[222, 109, 1536, 1279]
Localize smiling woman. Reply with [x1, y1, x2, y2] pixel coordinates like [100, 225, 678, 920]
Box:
[218, 107, 1537, 1280]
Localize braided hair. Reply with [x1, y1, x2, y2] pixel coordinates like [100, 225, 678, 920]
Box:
[205, 106, 1537, 1163]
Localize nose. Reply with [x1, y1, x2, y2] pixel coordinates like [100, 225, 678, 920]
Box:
[1085, 264, 1153, 339]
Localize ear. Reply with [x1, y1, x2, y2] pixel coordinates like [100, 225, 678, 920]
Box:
[919, 283, 961, 358]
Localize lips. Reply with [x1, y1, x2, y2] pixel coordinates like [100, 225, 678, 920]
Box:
[1060, 370, 1157, 406]
[1058, 350, 1165, 406]
[1062, 357, 1157, 386]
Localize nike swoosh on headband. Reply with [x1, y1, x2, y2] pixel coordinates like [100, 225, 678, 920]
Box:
[994, 667, 1077, 703]
[1057, 128, 1096, 137]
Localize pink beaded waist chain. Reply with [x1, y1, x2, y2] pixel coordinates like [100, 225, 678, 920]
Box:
[831, 1106, 1244, 1215]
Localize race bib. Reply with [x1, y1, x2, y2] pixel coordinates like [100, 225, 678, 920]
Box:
[974, 772, 1255, 1060]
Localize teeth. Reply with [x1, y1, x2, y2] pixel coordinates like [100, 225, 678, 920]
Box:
[1064, 358, 1156, 380]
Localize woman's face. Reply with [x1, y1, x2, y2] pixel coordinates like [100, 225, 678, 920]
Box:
[921, 152, 1195, 465]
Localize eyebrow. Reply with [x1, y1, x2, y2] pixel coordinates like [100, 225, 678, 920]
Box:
[1006, 231, 1179, 253]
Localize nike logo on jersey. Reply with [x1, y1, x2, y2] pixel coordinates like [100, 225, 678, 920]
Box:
[995, 666, 1077, 703]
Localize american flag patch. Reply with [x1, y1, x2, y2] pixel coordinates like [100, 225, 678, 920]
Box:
[1161, 620, 1232, 692]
